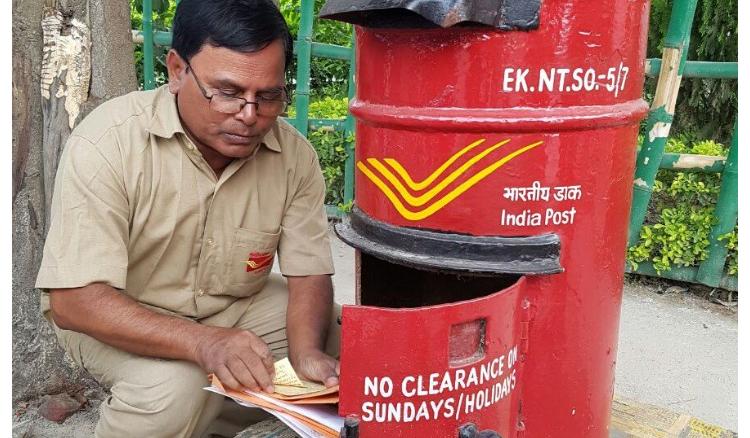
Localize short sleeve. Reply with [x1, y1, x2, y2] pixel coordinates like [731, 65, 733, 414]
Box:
[35, 134, 130, 291]
[277, 148, 335, 277]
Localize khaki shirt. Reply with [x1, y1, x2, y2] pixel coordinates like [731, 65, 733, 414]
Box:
[36, 85, 334, 319]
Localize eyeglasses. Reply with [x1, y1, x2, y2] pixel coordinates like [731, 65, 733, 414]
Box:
[185, 60, 289, 117]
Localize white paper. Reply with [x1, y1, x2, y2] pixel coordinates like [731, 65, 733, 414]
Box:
[203, 386, 343, 438]
[250, 390, 343, 432]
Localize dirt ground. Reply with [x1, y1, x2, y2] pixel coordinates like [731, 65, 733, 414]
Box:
[12, 229, 738, 436]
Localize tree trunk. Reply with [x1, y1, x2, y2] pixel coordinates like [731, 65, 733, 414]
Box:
[12, 0, 137, 403]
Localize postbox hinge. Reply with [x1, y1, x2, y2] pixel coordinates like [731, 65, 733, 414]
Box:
[519, 298, 531, 356]
[519, 321, 530, 356]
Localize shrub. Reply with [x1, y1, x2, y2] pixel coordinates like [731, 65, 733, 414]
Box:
[627, 137, 736, 279]
[287, 96, 351, 206]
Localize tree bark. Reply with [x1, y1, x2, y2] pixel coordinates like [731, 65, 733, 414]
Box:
[12, 0, 137, 403]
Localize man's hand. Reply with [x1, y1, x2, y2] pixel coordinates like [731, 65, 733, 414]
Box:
[286, 275, 338, 387]
[293, 348, 340, 387]
[194, 327, 276, 393]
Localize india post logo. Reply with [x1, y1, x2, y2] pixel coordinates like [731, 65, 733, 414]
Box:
[357, 138, 544, 221]
[245, 252, 274, 272]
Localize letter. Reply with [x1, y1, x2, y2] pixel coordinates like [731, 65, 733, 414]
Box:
[530, 212, 542, 226]
[387, 402, 401, 422]
[539, 68, 555, 92]
[402, 376, 416, 398]
[567, 185, 582, 200]
[489, 358, 498, 379]
[430, 399, 444, 419]
[429, 372, 440, 395]
[380, 377, 394, 397]
[584, 68, 597, 91]
[540, 186, 551, 201]
[480, 361, 491, 384]
[464, 392, 476, 414]
[439, 371, 454, 393]
[503, 68, 515, 92]
[375, 402, 387, 422]
[455, 369, 467, 390]
[568, 206, 577, 223]
[416, 375, 428, 396]
[416, 401, 431, 421]
[571, 68, 584, 91]
[516, 68, 529, 92]
[545, 208, 556, 225]
[503, 186, 519, 201]
[364, 376, 378, 396]
[494, 355, 505, 378]
[526, 181, 542, 201]
[404, 401, 416, 422]
[362, 402, 374, 422]
[554, 186, 567, 201]
[511, 369, 517, 390]
[501, 376, 511, 398]
[507, 211, 516, 226]
[467, 367, 479, 387]
[444, 397, 456, 418]
[507, 346, 517, 368]
[476, 388, 486, 410]
[517, 209, 527, 226]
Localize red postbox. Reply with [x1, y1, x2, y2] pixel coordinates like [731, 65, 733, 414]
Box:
[322, 1, 650, 436]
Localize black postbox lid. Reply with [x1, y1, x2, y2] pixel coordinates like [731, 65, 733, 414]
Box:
[334, 207, 562, 275]
[319, 0, 541, 30]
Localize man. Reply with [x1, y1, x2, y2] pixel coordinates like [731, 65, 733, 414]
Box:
[35, 0, 339, 436]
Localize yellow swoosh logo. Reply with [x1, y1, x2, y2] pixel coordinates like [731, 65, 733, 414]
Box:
[366, 139, 510, 207]
[357, 140, 544, 221]
[383, 138, 487, 191]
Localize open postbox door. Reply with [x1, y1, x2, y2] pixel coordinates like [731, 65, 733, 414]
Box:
[338, 278, 527, 437]
[335, 211, 562, 437]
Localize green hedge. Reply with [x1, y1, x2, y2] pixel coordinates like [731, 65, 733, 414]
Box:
[287, 97, 351, 206]
[627, 136, 737, 276]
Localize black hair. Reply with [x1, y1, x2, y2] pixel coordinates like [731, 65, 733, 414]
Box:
[172, 0, 293, 70]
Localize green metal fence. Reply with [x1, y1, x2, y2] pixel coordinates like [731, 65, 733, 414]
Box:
[627, 0, 738, 291]
[134, 0, 737, 290]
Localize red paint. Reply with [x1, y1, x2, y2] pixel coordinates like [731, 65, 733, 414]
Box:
[340, 1, 651, 436]
[340, 279, 526, 437]
[245, 252, 273, 272]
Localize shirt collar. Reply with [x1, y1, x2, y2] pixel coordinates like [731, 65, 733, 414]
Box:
[147, 84, 282, 153]
[147, 85, 185, 139]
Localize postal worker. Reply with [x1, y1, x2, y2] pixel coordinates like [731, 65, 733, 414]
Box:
[35, 0, 340, 436]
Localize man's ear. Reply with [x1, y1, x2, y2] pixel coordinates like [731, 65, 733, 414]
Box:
[166, 49, 188, 94]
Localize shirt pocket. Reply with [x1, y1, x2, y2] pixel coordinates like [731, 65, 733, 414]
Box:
[221, 227, 281, 297]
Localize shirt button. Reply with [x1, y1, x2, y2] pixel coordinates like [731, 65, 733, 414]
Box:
[198, 289, 205, 297]
[206, 238, 214, 246]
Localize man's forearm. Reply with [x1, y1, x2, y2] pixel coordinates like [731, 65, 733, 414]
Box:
[50, 283, 211, 363]
[286, 275, 333, 362]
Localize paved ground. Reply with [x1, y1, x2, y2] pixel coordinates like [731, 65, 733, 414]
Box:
[12, 228, 738, 436]
[614, 280, 737, 430]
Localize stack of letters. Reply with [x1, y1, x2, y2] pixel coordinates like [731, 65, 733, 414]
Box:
[205, 358, 343, 437]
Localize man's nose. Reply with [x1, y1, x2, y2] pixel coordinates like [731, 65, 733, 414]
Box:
[235, 102, 258, 125]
